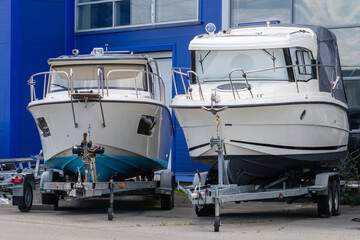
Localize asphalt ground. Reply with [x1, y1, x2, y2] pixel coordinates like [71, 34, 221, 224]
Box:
[0, 188, 360, 240]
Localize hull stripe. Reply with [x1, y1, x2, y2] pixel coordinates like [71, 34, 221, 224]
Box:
[230, 139, 347, 151]
[189, 143, 210, 151]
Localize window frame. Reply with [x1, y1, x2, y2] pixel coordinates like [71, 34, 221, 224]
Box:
[75, 0, 200, 32]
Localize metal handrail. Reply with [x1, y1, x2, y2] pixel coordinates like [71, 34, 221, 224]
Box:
[171, 67, 191, 96]
[171, 67, 192, 99]
[106, 69, 166, 104]
[238, 63, 335, 97]
[97, 68, 105, 97]
[28, 71, 70, 102]
[228, 68, 253, 99]
[172, 63, 337, 100]
[187, 70, 204, 100]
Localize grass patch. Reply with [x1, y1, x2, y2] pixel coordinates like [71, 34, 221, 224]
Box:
[174, 189, 186, 195]
[226, 218, 242, 224]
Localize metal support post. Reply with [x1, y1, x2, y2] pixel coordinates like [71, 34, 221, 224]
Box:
[108, 179, 114, 221]
[210, 115, 230, 187]
[34, 158, 40, 178]
[214, 188, 220, 232]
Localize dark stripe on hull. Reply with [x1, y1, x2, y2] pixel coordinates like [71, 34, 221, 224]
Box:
[230, 140, 347, 151]
[192, 151, 346, 185]
[189, 143, 210, 151]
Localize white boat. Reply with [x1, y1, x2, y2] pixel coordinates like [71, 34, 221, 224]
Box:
[27, 48, 173, 182]
[171, 23, 349, 185]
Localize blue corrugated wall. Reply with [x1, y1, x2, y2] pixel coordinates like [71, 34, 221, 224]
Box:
[0, 0, 73, 158]
[0, 0, 11, 158]
[1, 0, 221, 179]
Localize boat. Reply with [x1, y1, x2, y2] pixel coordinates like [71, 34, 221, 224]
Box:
[171, 23, 349, 185]
[27, 48, 173, 182]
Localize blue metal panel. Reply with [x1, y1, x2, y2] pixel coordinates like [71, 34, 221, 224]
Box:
[0, 0, 11, 158]
[3, 0, 74, 158]
[17, 0, 71, 158]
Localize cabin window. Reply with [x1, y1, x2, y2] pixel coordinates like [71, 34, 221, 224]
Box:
[76, 0, 199, 31]
[194, 49, 289, 82]
[295, 50, 312, 75]
[289, 47, 315, 81]
[49, 64, 153, 93]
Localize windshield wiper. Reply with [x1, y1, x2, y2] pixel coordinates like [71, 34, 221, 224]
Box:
[51, 83, 69, 90]
[262, 49, 276, 70]
[199, 51, 211, 73]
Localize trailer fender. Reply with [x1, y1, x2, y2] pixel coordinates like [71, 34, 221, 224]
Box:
[156, 170, 175, 195]
[12, 173, 35, 206]
[40, 170, 61, 194]
[314, 172, 339, 196]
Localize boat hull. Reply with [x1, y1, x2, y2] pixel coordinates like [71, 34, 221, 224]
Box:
[45, 154, 167, 182]
[28, 99, 173, 181]
[173, 101, 349, 184]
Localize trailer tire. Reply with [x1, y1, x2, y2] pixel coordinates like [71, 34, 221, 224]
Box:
[195, 204, 215, 217]
[160, 191, 174, 210]
[331, 180, 340, 216]
[18, 182, 33, 212]
[317, 182, 333, 218]
[41, 193, 59, 210]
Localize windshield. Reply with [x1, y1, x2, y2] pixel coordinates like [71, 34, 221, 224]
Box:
[195, 49, 289, 81]
[49, 64, 151, 93]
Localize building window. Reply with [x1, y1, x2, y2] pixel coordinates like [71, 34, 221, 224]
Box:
[76, 0, 199, 31]
[230, 0, 291, 28]
[294, 0, 360, 26]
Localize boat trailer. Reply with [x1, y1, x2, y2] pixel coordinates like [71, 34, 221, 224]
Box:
[1, 134, 175, 219]
[178, 112, 343, 232]
[39, 133, 175, 220]
[0, 156, 42, 211]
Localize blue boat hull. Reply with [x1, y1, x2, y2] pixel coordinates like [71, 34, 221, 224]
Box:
[45, 154, 168, 182]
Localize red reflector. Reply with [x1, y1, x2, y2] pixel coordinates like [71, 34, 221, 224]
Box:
[11, 176, 23, 183]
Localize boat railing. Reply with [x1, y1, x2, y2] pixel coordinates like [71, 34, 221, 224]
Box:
[172, 64, 336, 100]
[28, 71, 70, 102]
[106, 69, 166, 104]
[171, 67, 204, 100]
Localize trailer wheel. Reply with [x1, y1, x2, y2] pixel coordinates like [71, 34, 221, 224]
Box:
[317, 182, 333, 218]
[331, 180, 340, 216]
[195, 204, 215, 217]
[160, 191, 174, 210]
[214, 216, 220, 232]
[41, 193, 59, 210]
[18, 182, 33, 212]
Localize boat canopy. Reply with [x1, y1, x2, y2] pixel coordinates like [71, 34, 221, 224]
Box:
[299, 24, 346, 104]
